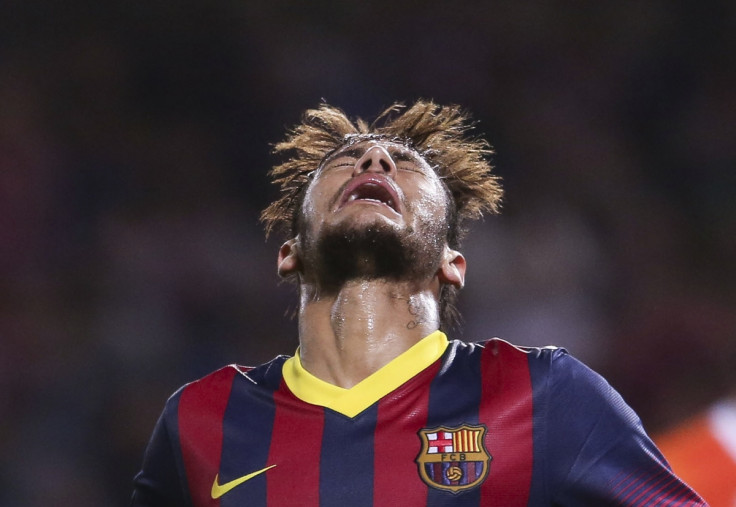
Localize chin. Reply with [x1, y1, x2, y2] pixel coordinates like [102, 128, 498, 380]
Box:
[303, 217, 441, 292]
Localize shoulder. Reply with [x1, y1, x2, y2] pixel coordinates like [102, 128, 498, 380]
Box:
[450, 338, 615, 403]
[162, 356, 290, 416]
[473, 338, 603, 384]
[448, 337, 568, 370]
[453, 336, 565, 356]
[483, 339, 627, 412]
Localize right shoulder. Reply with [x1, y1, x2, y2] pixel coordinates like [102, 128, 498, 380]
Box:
[161, 356, 290, 416]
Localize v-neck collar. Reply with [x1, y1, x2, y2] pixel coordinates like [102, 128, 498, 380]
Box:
[282, 331, 448, 418]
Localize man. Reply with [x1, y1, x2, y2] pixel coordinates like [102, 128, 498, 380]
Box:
[132, 101, 705, 506]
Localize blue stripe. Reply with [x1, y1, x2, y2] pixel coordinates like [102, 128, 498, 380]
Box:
[132, 387, 192, 507]
[219, 373, 277, 507]
[319, 406, 377, 507]
[526, 347, 550, 506]
[165, 388, 193, 506]
[425, 341, 482, 506]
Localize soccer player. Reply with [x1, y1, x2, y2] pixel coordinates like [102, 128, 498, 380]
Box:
[131, 101, 706, 506]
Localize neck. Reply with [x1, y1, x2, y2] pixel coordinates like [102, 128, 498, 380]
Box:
[296, 278, 441, 388]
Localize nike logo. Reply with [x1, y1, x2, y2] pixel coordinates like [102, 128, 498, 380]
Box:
[210, 464, 277, 499]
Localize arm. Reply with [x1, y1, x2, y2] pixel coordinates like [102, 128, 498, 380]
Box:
[131, 395, 191, 507]
[543, 350, 706, 506]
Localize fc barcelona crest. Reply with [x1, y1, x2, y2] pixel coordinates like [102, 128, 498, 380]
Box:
[415, 424, 491, 493]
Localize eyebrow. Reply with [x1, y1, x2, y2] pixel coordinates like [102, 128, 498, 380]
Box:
[391, 149, 418, 163]
[325, 145, 421, 165]
[329, 147, 365, 161]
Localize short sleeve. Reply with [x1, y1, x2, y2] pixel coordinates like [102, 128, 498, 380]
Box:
[539, 350, 706, 506]
[131, 391, 190, 507]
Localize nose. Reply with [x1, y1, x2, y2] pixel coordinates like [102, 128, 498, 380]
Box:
[353, 145, 397, 177]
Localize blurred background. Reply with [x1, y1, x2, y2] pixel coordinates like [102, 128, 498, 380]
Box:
[1, 1, 735, 504]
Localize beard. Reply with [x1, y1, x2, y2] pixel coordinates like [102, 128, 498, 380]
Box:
[300, 216, 445, 293]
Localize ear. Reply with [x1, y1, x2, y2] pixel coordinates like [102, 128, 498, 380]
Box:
[437, 247, 466, 289]
[277, 238, 301, 278]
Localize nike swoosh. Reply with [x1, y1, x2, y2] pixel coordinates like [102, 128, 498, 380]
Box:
[211, 464, 277, 499]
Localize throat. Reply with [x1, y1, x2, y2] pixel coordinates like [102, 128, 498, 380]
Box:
[298, 281, 440, 388]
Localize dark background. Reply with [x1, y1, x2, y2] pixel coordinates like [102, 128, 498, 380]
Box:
[1, 1, 735, 504]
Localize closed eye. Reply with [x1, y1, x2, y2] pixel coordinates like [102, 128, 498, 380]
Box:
[330, 160, 355, 168]
[397, 164, 423, 173]
[322, 147, 365, 169]
[323, 157, 357, 170]
[391, 149, 429, 175]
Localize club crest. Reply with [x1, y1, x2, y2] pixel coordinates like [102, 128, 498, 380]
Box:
[415, 424, 491, 494]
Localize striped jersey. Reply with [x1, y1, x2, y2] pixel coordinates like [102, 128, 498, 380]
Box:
[131, 331, 706, 506]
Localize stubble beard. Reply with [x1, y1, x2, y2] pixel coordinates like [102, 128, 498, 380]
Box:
[300, 215, 446, 294]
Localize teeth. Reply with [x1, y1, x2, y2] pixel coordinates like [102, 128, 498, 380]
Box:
[349, 195, 391, 206]
[345, 185, 397, 211]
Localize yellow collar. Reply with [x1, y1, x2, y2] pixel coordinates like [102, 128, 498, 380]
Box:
[282, 331, 449, 418]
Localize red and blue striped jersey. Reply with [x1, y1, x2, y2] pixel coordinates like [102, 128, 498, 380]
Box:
[132, 332, 706, 506]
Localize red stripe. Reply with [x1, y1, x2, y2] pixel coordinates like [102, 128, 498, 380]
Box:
[478, 340, 534, 506]
[266, 379, 324, 507]
[627, 470, 670, 504]
[432, 463, 443, 483]
[666, 479, 705, 506]
[650, 480, 685, 505]
[178, 366, 238, 507]
[373, 359, 440, 505]
[465, 460, 477, 483]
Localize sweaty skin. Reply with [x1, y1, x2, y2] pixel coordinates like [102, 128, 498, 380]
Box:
[278, 141, 466, 388]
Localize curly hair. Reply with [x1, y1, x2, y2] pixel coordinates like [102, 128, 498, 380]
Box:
[260, 100, 503, 330]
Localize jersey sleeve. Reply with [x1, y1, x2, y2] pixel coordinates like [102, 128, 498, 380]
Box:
[131, 389, 191, 507]
[537, 349, 706, 506]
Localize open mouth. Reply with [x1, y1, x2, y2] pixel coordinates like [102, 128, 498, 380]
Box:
[338, 175, 401, 213]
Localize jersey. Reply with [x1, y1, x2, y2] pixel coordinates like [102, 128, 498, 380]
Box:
[131, 331, 706, 506]
[655, 399, 736, 506]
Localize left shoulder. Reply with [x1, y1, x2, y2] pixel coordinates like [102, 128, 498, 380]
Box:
[452, 336, 568, 364]
[450, 337, 610, 394]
